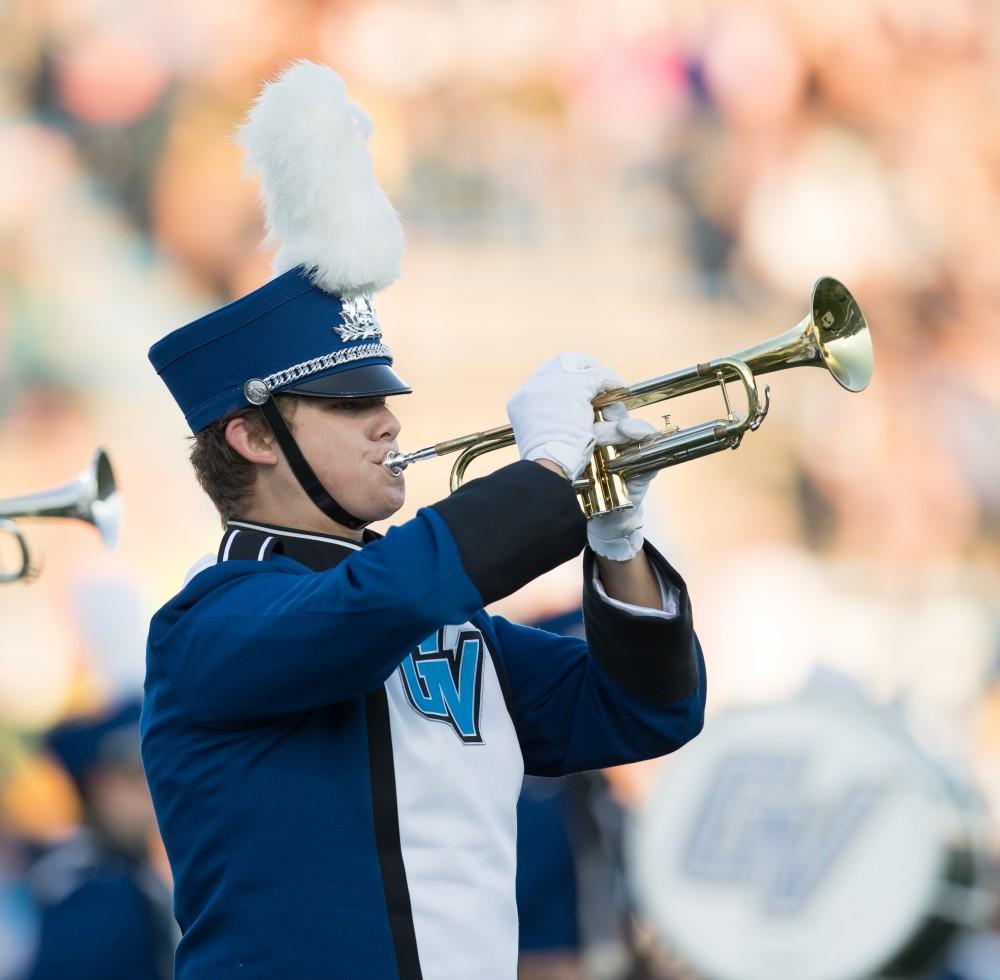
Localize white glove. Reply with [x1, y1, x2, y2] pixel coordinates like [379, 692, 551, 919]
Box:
[506, 353, 624, 480]
[587, 402, 659, 561]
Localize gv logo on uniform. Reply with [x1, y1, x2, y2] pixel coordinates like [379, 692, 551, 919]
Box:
[399, 628, 485, 743]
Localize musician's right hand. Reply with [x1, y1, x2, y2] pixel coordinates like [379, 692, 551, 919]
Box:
[506, 352, 623, 480]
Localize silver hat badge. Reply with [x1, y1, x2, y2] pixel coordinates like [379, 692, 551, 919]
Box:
[335, 294, 383, 342]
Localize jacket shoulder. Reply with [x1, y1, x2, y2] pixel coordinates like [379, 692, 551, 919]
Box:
[154, 554, 309, 622]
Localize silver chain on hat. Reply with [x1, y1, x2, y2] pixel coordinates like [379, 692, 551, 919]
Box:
[246, 342, 394, 400]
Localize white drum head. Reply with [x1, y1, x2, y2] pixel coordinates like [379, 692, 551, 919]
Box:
[629, 698, 965, 980]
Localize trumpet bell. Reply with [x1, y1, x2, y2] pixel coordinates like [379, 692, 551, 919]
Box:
[732, 276, 874, 396]
[811, 275, 873, 393]
[87, 448, 120, 549]
[0, 448, 121, 582]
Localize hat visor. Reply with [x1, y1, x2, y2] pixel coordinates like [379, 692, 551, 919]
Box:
[286, 363, 412, 399]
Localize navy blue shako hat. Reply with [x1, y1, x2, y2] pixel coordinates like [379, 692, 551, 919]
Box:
[148, 268, 409, 433]
[149, 62, 411, 529]
[45, 699, 143, 795]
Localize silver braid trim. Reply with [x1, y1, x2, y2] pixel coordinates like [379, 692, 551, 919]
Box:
[261, 343, 393, 391]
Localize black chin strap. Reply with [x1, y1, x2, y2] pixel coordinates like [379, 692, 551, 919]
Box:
[255, 395, 369, 531]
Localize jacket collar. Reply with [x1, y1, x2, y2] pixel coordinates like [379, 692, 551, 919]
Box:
[222, 518, 377, 572]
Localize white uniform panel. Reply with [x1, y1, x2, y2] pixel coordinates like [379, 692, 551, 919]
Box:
[386, 622, 524, 980]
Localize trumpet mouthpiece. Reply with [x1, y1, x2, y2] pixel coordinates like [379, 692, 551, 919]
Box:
[382, 445, 441, 476]
[383, 451, 408, 477]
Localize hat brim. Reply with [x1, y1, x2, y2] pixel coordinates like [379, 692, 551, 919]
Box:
[286, 363, 412, 399]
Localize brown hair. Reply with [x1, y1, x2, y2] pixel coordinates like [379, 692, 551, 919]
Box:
[188, 395, 300, 525]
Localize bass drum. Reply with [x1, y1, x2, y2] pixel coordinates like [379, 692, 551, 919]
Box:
[628, 695, 994, 980]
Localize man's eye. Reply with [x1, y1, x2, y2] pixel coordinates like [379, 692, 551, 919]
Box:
[330, 399, 385, 412]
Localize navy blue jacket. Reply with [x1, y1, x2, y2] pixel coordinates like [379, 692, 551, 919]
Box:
[24, 834, 173, 980]
[142, 461, 705, 979]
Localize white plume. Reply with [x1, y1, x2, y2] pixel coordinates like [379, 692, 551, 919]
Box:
[237, 60, 404, 296]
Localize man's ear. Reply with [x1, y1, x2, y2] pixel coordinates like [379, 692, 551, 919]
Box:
[225, 415, 280, 466]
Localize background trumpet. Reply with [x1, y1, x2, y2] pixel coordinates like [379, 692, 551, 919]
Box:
[0, 447, 120, 583]
[384, 276, 873, 517]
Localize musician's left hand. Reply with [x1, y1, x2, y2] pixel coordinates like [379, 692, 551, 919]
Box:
[587, 402, 659, 561]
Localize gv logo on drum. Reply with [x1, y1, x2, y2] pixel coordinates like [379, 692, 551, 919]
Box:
[399, 627, 485, 743]
[682, 753, 884, 915]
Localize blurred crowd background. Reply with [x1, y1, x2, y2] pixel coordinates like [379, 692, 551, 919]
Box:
[1, 0, 999, 977]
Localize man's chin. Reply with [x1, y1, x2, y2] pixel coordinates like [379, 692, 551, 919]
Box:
[361, 492, 405, 525]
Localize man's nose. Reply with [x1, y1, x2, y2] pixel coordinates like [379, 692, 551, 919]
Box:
[374, 406, 401, 442]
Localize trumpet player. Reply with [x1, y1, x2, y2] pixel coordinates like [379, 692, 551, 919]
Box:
[142, 62, 706, 980]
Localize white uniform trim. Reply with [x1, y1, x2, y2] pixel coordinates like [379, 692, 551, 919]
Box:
[221, 529, 240, 561]
[257, 536, 276, 561]
[228, 520, 363, 550]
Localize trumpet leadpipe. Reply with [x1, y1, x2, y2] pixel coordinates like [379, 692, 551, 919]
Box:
[383, 424, 514, 477]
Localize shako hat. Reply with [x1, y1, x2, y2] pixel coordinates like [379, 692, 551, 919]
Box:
[45, 699, 143, 793]
[149, 61, 411, 433]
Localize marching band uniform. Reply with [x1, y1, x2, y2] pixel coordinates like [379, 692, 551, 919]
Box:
[142, 62, 706, 980]
[27, 703, 174, 980]
[25, 831, 174, 980]
[143, 479, 703, 980]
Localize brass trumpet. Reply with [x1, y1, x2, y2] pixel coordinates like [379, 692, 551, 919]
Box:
[0, 448, 120, 583]
[383, 277, 873, 516]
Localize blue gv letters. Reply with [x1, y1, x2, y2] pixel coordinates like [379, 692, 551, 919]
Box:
[399, 628, 485, 743]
